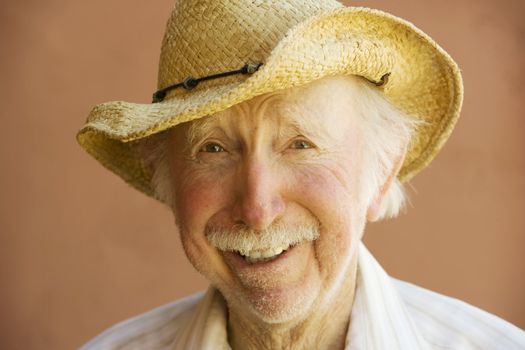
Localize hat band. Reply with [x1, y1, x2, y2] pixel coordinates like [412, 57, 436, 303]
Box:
[152, 64, 390, 103]
[152, 63, 264, 103]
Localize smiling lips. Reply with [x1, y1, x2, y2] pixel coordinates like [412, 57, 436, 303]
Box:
[235, 244, 292, 264]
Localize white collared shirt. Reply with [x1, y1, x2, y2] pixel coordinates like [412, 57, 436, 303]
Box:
[80, 243, 525, 349]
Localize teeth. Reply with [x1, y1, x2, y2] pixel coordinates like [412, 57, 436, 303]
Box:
[237, 245, 290, 263]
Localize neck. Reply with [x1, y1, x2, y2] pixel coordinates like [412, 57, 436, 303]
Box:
[227, 257, 358, 350]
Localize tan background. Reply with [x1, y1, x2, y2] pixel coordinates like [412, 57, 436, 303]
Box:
[1, 0, 524, 349]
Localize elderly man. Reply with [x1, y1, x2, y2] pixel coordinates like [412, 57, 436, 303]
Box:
[77, 0, 525, 349]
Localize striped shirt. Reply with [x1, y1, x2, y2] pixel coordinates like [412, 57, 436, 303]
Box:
[80, 243, 525, 349]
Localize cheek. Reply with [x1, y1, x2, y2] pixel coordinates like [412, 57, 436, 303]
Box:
[290, 158, 366, 223]
[287, 160, 366, 275]
[173, 170, 226, 261]
[179, 225, 233, 287]
[173, 170, 227, 230]
[173, 171, 235, 283]
[295, 165, 365, 226]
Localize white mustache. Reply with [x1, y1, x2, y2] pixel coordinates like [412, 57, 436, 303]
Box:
[205, 220, 320, 256]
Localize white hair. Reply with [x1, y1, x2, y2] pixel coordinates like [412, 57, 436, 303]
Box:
[349, 76, 419, 220]
[137, 76, 418, 221]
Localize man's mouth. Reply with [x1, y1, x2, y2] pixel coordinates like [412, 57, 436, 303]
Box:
[206, 220, 320, 266]
[234, 244, 292, 264]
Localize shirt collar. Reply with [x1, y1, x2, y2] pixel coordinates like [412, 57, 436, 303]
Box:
[346, 243, 430, 350]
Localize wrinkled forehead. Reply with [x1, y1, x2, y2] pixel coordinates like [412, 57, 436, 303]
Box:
[183, 75, 364, 138]
[222, 74, 362, 120]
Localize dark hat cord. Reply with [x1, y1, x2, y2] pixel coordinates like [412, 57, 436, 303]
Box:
[152, 63, 263, 103]
[152, 62, 389, 103]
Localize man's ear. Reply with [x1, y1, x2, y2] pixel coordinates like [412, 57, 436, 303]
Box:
[366, 142, 408, 222]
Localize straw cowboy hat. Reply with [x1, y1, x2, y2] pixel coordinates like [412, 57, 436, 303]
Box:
[76, 0, 463, 202]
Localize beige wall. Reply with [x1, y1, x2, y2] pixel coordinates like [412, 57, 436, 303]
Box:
[1, 0, 524, 349]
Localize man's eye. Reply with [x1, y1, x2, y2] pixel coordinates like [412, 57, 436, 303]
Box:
[199, 143, 225, 153]
[289, 139, 314, 150]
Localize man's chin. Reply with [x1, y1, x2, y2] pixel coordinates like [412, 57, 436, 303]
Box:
[219, 279, 320, 326]
[249, 286, 319, 324]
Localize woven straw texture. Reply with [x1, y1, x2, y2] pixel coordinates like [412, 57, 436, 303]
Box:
[76, 0, 463, 201]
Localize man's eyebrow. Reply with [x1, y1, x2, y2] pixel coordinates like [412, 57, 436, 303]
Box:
[277, 103, 327, 141]
[185, 113, 225, 146]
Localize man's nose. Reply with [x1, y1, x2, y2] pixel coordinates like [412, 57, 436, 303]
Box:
[232, 160, 286, 230]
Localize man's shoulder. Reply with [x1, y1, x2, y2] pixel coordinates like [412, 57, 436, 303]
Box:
[393, 279, 525, 350]
[79, 291, 206, 350]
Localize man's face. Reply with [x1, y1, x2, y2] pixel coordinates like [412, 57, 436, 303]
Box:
[170, 76, 371, 324]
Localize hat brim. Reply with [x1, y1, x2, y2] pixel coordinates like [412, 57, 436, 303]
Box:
[77, 7, 463, 200]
